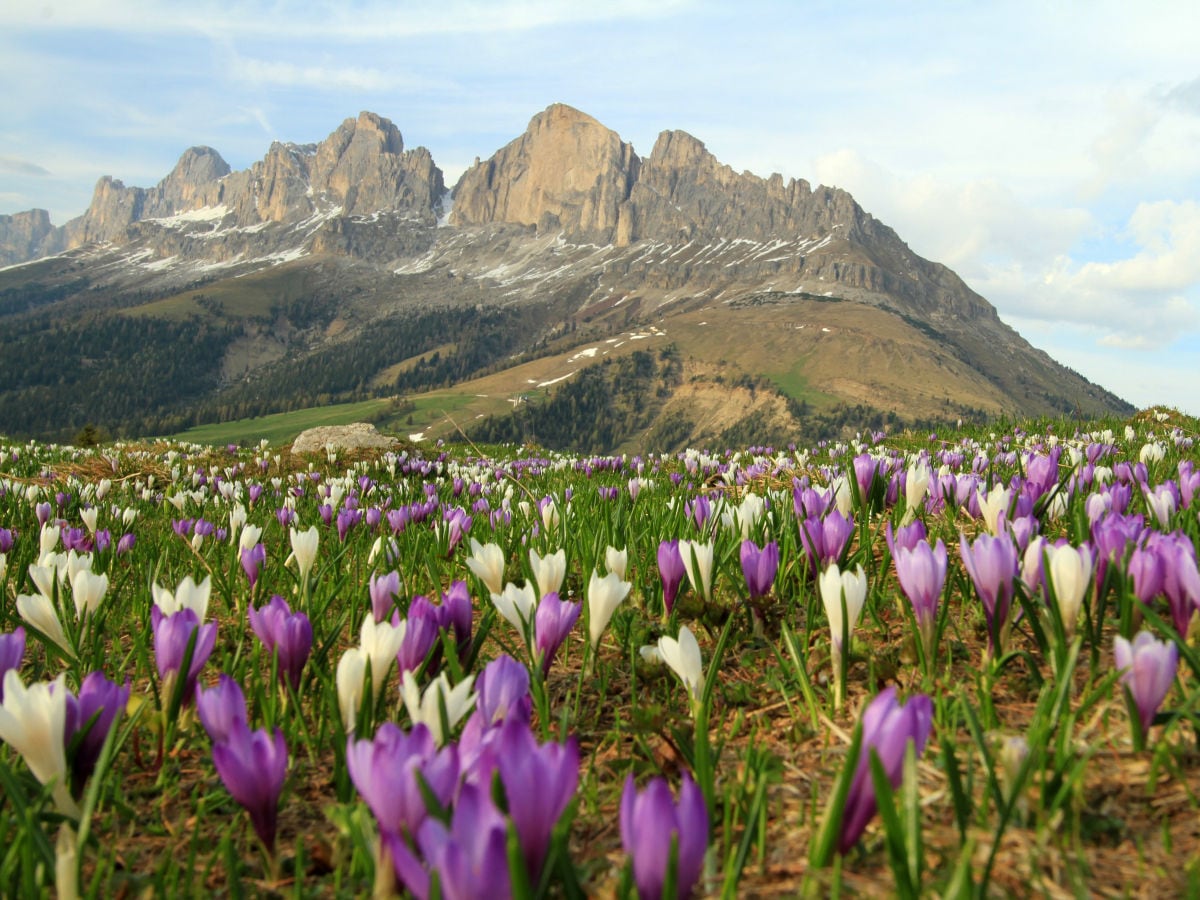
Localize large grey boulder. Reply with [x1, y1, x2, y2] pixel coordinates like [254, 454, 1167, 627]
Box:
[290, 422, 399, 455]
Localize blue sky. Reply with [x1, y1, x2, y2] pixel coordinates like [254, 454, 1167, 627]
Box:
[2, 0, 1198, 415]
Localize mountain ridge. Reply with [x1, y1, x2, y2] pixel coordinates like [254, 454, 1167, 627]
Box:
[0, 104, 1132, 446]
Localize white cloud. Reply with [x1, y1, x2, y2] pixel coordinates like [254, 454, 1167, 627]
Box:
[0, 0, 690, 40]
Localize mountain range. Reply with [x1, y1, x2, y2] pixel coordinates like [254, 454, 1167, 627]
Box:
[0, 105, 1131, 449]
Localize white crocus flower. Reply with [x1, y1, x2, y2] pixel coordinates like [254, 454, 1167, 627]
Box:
[290, 526, 320, 583]
[96, 478, 112, 500]
[336, 647, 368, 734]
[70, 569, 108, 619]
[977, 483, 1011, 535]
[16, 591, 73, 656]
[604, 546, 628, 581]
[401, 671, 476, 745]
[529, 547, 567, 597]
[491, 581, 538, 646]
[465, 538, 506, 596]
[904, 461, 932, 523]
[0, 553, 6, 584]
[152, 574, 211, 621]
[80, 507, 99, 534]
[658, 625, 704, 717]
[39, 524, 60, 560]
[0, 671, 76, 815]
[587, 569, 631, 650]
[1044, 543, 1093, 641]
[819, 562, 867, 709]
[236, 520, 259, 552]
[677, 540, 714, 604]
[1144, 486, 1176, 529]
[359, 615, 406, 702]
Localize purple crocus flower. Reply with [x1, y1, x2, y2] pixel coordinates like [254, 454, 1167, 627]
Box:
[248, 595, 313, 691]
[686, 495, 712, 530]
[66, 670, 130, 792]
[838, 687, 934, 854]
[799, 509, 854, 571]
[438, 581, 473, 652]
[658, 540, 686, 616]
[196, 673, 249, 744]
[347, 721, 460, 840]
[893, 540, 947, 642]
[1158, 536, 1200, 637]
[959, 532, 1019, 660]
[152, 608, 217, 706]
[36, 502, 51, 526]
[884, 520, 927, 557]
[474, 654, 532, 727]
[240, 543, 266, 589]
[0, 628, 25, 701]
[1114, 631, 1178, 744]
[397, 597, 442, 675]
[116, 532, 136, 556]
[0, 527, 12, 553]
[386, 782, 510, 900]
[1126, 544, 1165, 604]
[495, 717, 580, 879]
[212, 720, 288, 852]
[369, 570, 402, 623]
[533, 591, 580, 676]
[620, 772, 709, 900]
[740, 539, 779, 600]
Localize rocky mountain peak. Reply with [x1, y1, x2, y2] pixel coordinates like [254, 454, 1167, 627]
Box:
[450, 103, 640, 241]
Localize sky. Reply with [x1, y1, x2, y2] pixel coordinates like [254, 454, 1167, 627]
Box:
[2, 0, 1198, 416]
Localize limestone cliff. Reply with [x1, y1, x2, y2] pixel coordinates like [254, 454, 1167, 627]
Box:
[450, 104, 639, 242]
[0, 209, 61, 266]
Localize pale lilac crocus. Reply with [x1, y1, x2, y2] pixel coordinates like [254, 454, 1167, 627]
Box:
[893, 540, 947, 660]
[369, 570, 402, 622]
[620, 772, 709, 900]
[533, 591, 580, 676]
[212, 720, 288, 852]
[1114, 631, 1178, 748]
[884, 519, 927, 557]
[657, 539, 686, 615]
[473, 654, 532, 727]
[959, 532, 1019, 661]
[838, 687, 934, 854]
[240, 543, 266, 589]
[346, 721, 460, 840]
[386, 782, 511, 900]
[248, 595, 313, 691]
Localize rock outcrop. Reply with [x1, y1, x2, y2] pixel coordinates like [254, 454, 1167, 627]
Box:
[290, 422, 399, 455]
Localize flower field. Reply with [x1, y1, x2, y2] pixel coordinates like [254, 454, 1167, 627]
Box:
[1, 411, 1198, 897]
